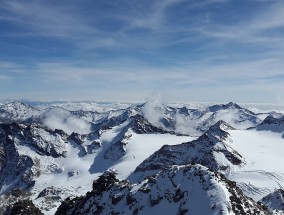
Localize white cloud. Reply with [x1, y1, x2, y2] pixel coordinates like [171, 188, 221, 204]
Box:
[43, 107, 91, 135]
[196, 1, 284, 46]
[0, 61, 25, 81]
[142, 94, 167, 125]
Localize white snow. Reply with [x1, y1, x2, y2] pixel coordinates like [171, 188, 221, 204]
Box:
[2, 101, 284, 214]
[111, 132, 195, 178]
[228, 129, 284, 200]
[12, 120, 195, 214]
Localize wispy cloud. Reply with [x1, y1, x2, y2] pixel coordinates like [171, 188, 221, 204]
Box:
[30, 54, 284, 91]
[0, 0, 284, 103]
[197, 1, 284, 46]
[0, 61, 25, 79]
[0, 1, 96, 39]
[0, 0, 228, 50]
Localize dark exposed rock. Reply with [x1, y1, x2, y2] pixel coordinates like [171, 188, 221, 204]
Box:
[104, 114, 171, 161]
[4, 199, 43, 215]
[0, 122, 68, 204]
[55, 165, 269, 215]
[150, 195, 163, 206]
[92, 170, 119, 195]
[128, 114, 167, 134]
[256, 116, 284, 134]
[37, 186, 63, 199]
[68, 132, 84, 145]
[55, 196, 84, 215]
[134, 120, 243, 174]
[0, 125, 35, 193]
[23, 124, 67, 158]
[258, 189, 284, 213]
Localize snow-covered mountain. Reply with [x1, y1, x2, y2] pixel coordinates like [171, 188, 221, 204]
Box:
[0, 101, 283, 214]
[133, 120, 244, 179]
[256, 116, 284, 134]
[56, 165, 269, 215]
[0, 102, 43, 123]
[259, 189, 284, 214]
[0, 101, 272, 136]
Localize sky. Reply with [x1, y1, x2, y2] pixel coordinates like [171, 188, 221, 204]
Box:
[0, 0, 284, 103]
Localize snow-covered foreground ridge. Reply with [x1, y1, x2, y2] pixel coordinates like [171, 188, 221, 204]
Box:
[0, 101, 283, 214]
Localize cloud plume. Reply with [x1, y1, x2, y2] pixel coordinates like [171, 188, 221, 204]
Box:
[43, 107, 91, 135]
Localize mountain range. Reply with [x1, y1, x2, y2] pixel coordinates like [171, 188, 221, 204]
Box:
[0, 101, 283, 215]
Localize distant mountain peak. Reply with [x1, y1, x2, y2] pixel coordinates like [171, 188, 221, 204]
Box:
[260, 116, 284, 126]
[199, 120, 235, 143]
[128, 114, 166, 134]
[208, 120, 235, 131]
[225, 102, 242, 109]
[256, 116, 284, 133]
[3, 101, 37, 110]
[259, 189, 284, 213]
[208, 102, 243, 112]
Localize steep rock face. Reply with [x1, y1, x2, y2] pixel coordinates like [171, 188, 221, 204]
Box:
[22, 124, 67, 157]
[35, 186, 75, 212]
[0, 123, 68, 194]
[104, 114, 170, 161]
[4, 199, 43, 215]
[67, 130, 102, 157]
[128, 114, 167, 134]
[56, 165, 269, 215]
[0, 124, 34, 193]
[259, 189, 284, 214]
[134, 121, 243, 175]
[256, 116, 284, 133]
[0, 123, 68, 158]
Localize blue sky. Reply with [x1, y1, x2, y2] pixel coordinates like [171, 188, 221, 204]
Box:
[0, 0, 284, 103]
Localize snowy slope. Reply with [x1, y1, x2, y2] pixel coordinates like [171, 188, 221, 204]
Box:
[0, 115, 194, 214]
[1, 101, 284, 215]
[56, 165, 269, 215]
[133, 121, 244, 181]
[228, 128, 284, 201]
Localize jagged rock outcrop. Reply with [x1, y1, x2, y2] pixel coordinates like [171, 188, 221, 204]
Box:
[259, 189, 284, 214]
[0, 122, 68, 195]
[104, 114, 170, 161]
[256, 116, 284, 133]
[56, 165, 269, 215]
[0, 124, 35, 193]
[134, 121, 243, 175]
[4, 199, 43, 215]
[23, 124, 68, 157]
